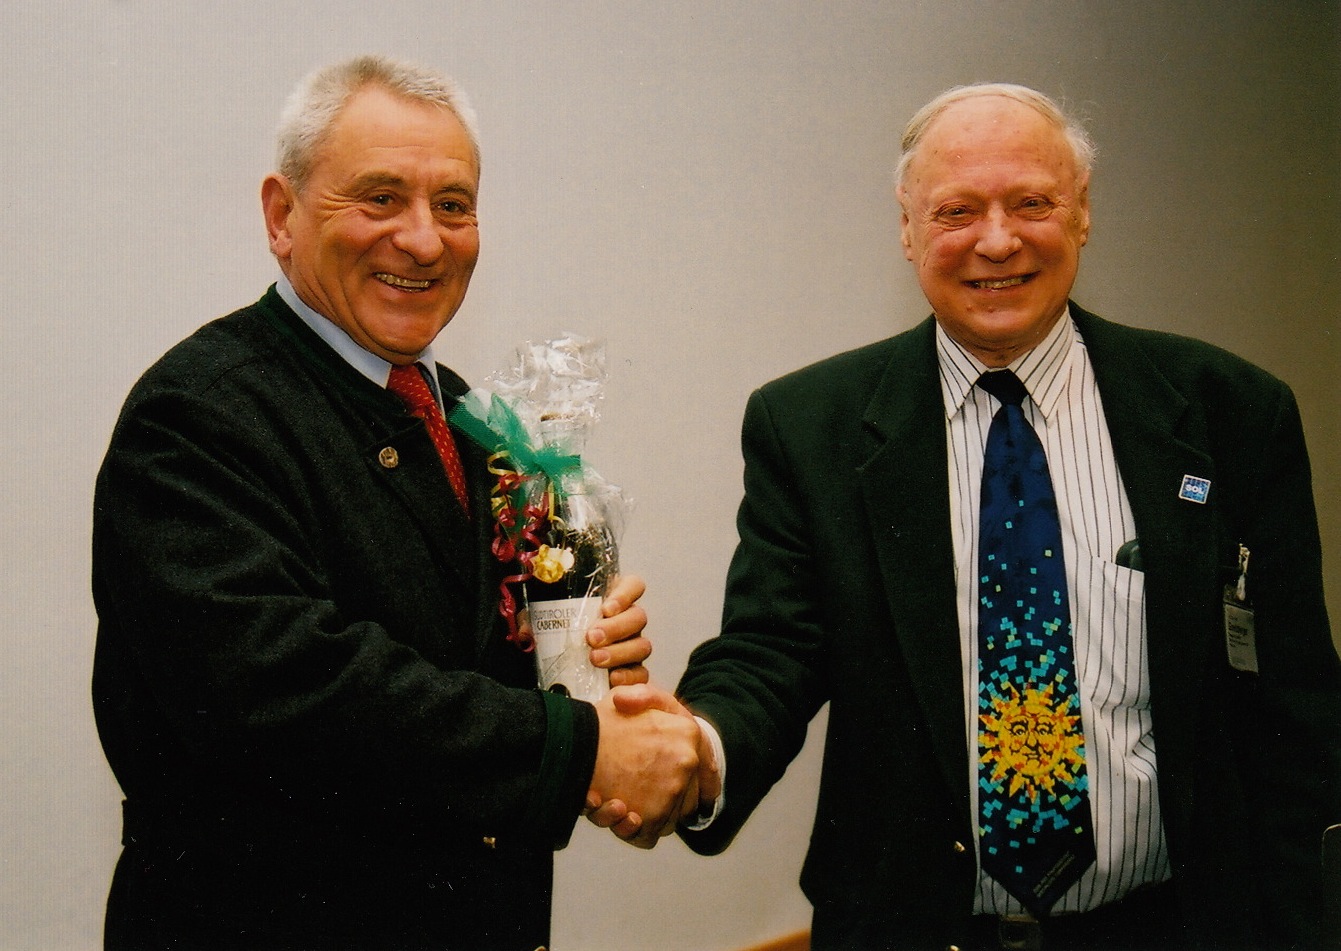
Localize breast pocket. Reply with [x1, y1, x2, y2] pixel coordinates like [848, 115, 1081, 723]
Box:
[1073, 555, 1148, 716]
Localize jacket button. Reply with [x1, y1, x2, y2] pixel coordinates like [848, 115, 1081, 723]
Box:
[952, 840, 967, 853]
[378, 447, 400, 469]
[482, 835, 497, 849]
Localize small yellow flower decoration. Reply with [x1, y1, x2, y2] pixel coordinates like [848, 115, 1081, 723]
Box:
[531, 544, 576, 584]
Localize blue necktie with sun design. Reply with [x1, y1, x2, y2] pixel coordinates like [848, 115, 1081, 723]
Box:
[976, 370, 1095, 917]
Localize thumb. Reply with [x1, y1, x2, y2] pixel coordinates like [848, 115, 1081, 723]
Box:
[610, 683, 684, 717]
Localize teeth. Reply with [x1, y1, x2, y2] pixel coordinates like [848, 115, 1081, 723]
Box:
[377, 273, 433, 290]
[973, 276, 1026, 290]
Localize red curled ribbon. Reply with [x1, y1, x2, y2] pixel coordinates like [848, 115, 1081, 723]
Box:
[488, 452, 557, 650]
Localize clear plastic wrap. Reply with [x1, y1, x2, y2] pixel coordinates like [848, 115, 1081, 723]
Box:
[449, 334, 629, 703]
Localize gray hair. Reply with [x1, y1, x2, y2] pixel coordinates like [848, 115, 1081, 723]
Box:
[275, 54, 481, 192]
[895, 83, 1095, 188]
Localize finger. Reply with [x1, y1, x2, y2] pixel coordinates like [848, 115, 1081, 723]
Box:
[587, 605, 648, 650]
[610, 683, 683, 717]
[612, 812, 643, 842]
[608, 665, 650, 687]
[699, 756, 722, 807]
[630, 826, 664, 849]
[585, 798, 631, 829]
[634, 814, 676, 849]
[590, 634, 651, 670]
[600, 574, 646, 617]
[675, 772, 701, 832]
[695, 724, 722, 804]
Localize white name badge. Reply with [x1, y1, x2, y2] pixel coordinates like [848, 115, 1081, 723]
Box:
[1223, 584, 1258, 674]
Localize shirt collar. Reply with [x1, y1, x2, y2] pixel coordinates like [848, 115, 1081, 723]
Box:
[936, 308, 1078, 420]
[276, 273, 441, 401]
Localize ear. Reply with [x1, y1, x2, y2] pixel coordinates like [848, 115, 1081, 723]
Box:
[896, 185, 914, 261]
[261, 174, 296, 263]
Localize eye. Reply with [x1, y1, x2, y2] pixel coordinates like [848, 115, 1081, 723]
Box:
[436, 197, 477, 224]
[1018, 196, 1055, 217]
[934, 205, 975, 226]
[361, 192, 401, 214]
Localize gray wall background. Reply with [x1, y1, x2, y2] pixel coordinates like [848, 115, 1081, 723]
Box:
[3, 2, 1337, 949]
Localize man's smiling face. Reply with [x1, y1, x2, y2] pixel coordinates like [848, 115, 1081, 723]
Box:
[264, 84, 480, 365]
[897, 95, 1089, 367]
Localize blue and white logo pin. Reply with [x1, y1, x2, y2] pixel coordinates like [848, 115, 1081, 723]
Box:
[1178, 474, 1211, 504]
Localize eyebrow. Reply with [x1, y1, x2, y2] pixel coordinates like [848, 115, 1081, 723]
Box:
[348, 172, 408, 192]
[347, 171, 476, 201]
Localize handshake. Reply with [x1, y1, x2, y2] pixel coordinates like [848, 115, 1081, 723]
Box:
[584, 684, 721, 850]
[574, 575, 719, 849]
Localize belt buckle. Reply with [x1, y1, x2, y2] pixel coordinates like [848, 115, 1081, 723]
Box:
[996, 913, 1042, 951]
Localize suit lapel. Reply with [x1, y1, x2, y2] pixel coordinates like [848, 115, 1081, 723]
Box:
[854, 307, 1228, 837]
[365, 421, 479, 585]
[857, 320, 970, 810]
[1074, 307, 1223, 760]
[262, 293, 500, 660]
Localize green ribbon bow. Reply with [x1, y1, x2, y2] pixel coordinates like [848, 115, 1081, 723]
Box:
[449, 390, 586, 491]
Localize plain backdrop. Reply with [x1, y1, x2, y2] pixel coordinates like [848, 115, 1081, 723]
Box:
[2, 2, 1337, 949]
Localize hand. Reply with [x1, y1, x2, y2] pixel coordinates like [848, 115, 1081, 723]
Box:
[589, 684, 701, 849]
[579, 574, 650, 836]
[587, 574, 650, 687]
[582, 788, 638, 839]
[607, 684, 721, 825]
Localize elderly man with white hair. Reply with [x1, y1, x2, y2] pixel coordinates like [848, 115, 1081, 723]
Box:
[665, 83, 1341, 950]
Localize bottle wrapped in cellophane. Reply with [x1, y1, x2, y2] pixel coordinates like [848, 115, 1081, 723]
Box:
[449, 335, 629, 703]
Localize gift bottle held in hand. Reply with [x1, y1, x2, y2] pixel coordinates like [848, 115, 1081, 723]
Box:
[449, 334, 630, 705]
[524, 481, 621, 702]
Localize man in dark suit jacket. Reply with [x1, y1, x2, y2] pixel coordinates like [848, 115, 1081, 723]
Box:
[669, 84, 1341, 949]
[92, 55, 701, 951]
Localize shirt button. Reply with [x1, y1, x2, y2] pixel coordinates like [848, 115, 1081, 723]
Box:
[378, 447, 400, 469]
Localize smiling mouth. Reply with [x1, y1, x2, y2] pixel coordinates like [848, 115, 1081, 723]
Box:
[376, 273, 434, 291]
[968, 275, 1032, 290]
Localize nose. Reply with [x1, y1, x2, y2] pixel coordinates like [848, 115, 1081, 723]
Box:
[391, 200, 445, 266]
[974, 208, 1022, 263]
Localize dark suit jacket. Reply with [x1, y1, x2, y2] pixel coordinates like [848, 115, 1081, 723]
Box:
[678, 304, 1341, 950]
[92, 287, 597, 951]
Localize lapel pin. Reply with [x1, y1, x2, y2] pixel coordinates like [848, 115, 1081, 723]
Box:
[1178, 474, 1211, 504]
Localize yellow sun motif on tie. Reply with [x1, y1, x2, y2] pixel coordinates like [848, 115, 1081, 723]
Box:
[980, 681, 1087, 802]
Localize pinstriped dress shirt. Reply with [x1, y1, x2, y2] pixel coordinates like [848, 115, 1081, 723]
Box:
[938, 311, 1174, 915]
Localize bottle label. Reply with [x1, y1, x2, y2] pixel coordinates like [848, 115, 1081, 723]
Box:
[530, 595, 606, 702]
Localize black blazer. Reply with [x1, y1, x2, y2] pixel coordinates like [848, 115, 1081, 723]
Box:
[678, 305, 1341, 950]
[92, 288, 597, 950]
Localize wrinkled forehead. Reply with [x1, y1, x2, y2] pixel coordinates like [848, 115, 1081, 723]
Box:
[927, 97, 1067, 159]
[903, 97, 1084, 199]
[313, 87, 480, 182]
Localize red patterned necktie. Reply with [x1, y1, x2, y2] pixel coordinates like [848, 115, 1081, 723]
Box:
[386, 363, 470, 513]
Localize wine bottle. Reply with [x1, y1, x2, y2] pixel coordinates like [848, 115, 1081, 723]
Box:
[524, 486, 619, 703]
